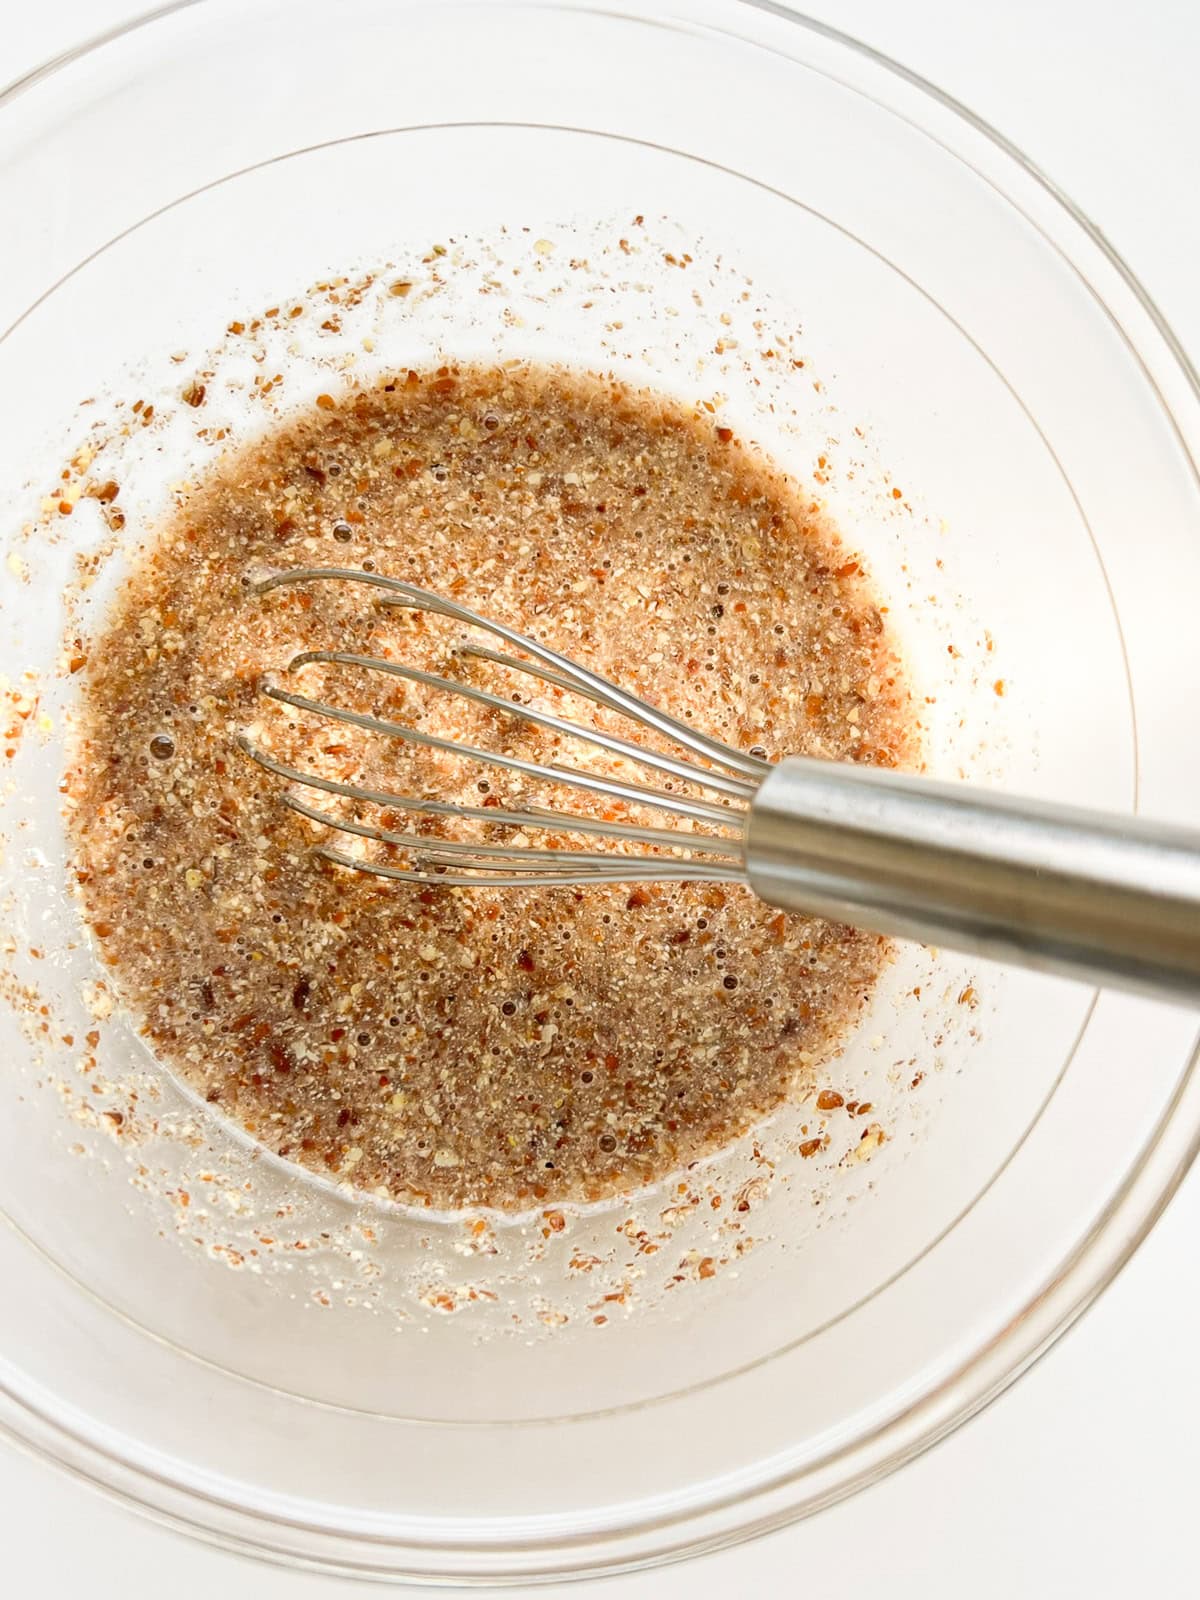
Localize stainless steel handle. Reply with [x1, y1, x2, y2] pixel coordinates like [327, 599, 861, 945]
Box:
[745, 756, 1200, 1002]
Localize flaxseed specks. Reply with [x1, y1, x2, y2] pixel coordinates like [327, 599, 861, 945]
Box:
[65, 361, 916, 1212]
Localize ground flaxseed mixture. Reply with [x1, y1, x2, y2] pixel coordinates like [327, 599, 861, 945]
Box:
[65, 362, 915, 1211]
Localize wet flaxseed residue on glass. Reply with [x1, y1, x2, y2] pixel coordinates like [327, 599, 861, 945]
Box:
[65, 362, 915, 1210]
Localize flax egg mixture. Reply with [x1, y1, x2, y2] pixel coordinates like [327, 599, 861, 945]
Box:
[65, 362, 916, 1210]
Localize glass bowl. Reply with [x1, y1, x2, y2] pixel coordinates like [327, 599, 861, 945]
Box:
[1, 0, 1198, 1584]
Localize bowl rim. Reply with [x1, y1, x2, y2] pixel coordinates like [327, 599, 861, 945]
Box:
[2, 0, 1199, 1583]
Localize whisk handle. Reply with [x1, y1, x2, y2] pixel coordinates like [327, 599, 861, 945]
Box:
[745, 757, 1200, 1002]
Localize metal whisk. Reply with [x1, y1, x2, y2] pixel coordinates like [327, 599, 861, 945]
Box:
[240, 567, 1200, 1003]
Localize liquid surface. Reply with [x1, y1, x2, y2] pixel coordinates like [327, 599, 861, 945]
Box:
[66, 364, 914, 1210]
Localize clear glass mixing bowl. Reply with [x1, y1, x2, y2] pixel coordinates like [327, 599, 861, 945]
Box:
[1, 0, 1199, 1584]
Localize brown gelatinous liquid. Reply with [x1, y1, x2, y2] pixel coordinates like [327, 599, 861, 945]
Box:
[65, 363, 915, 1211]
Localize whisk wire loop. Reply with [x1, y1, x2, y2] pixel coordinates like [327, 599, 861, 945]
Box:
[243, 568, 760, 888]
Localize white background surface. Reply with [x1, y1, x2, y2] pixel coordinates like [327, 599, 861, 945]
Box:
[3, 1, 1199, 1593]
